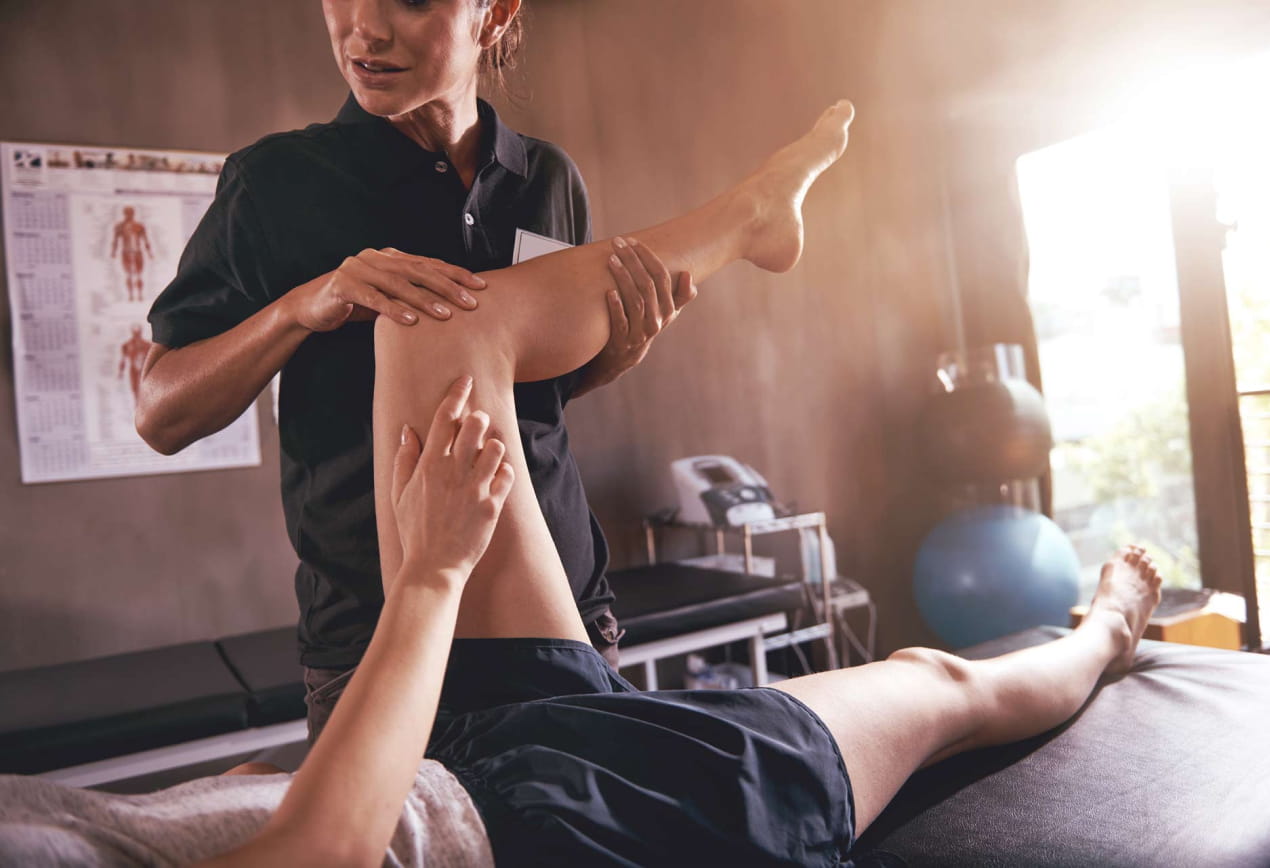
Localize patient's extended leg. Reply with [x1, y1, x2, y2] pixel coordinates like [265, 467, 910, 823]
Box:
[772, 546, 1163, 835]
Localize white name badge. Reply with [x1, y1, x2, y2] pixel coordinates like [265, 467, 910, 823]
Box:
[512, 228, 573, 264]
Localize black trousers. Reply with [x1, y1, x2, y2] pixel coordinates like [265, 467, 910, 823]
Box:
[301, 606, 624, 744]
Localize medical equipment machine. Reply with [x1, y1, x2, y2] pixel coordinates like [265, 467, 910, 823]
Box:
[670, 455, 776, 527]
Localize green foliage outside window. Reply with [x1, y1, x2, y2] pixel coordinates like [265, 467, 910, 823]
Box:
[1055, 387, 1198, 589]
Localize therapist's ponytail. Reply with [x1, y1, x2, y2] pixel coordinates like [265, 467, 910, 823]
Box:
[476, 0, 526, 99]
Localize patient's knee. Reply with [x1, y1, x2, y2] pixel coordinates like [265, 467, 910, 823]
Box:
[373, 306, 511, 371]
[888, 647, 989, 731]
[374, 308, 458, 372]
[888, 646, 976, 687]
[373, 307, 436, 356]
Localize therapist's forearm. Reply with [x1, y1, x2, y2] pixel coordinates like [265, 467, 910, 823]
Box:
[135, 294, 311, 455]
[210, 562, 463, 868]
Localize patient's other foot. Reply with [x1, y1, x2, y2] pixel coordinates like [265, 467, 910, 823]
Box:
[740, 100, 855, 273]
[1085, 546, 1163, 676]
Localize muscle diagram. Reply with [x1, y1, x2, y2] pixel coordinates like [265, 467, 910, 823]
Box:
[111, 206, 153, 301]
[118, 325, 150, 403]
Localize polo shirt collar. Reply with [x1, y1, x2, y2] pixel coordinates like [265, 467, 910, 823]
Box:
[477, 98, 528, 178]
[332, 93, 527, 184]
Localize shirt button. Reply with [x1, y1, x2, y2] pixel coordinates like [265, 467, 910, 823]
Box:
[464, 212, 475, 227]
[434, 160, 448, 173]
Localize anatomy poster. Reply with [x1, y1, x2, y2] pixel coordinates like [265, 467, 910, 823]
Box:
[2, 142, 260, 483]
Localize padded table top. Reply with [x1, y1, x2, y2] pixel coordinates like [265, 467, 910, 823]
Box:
[607, 564, 808, 647]
[853, 627, 1270, 867]
[216, 628, 306, 727]
[0, 642, 248, 775]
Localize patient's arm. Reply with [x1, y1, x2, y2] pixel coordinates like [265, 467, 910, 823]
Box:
[200, 379, 512, 868]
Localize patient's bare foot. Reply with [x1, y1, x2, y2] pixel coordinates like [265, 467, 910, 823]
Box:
[740, 100, 855, 272]
[1084, 546, 1163, 676]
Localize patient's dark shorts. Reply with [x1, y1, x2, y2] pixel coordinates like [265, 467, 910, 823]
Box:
[426, 638, 855, 867]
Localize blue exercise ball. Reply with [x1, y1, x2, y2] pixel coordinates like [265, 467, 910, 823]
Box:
[913, 505, 1080, 648]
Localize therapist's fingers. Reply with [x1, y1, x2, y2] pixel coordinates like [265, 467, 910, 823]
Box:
[607, 243, 644, 330]
[358, 249, 481, 320]
[365, 263, 456, 320]
[328, 257, 423, 325]
[611, 237, 655, 335]
[627, 238, 675, 330]
[672, 271, 699, 311]
[424, 376, 473, 462]
[396, 260, 479, 312]
[604, 290, 631, 344]
[379, 248, 487, 291]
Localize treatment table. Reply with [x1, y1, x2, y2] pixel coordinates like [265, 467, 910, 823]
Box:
[852, 626, 1270, 867]
[2, 619, 1267, 865]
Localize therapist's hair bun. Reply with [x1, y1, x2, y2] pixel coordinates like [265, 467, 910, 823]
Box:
[478, 0, 525, 80]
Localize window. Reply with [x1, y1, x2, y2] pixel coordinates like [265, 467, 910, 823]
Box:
[1017, 53, 1269, 639]
[1018, 129, 1198, 599]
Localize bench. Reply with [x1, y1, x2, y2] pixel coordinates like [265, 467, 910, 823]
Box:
[0, 631, 306, 787]
[2, 564, 810, 785]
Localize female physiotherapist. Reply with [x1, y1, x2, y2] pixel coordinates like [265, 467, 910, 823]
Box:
[136, 0, 693, 740]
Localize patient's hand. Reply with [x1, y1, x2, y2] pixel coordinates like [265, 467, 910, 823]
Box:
[390, 376, 515, 581]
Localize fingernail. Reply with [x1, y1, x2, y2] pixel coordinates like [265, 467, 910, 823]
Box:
[401, 311, 417, 323]
[609, 254, 621, 267]
[471, 276, 487, 288]
[613, 237, 627, 249]
[400, 424, 409, 445]
[433, 303, 449, 317]
[625, 236, 639, 246]
[460, 291, 476, 307]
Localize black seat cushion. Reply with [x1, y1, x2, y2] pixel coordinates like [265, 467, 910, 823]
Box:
[0, 642, 248, 774]
[609, 564, 808, 647]
[853, 626, 1270, 867]
[216, 627, 306, 727]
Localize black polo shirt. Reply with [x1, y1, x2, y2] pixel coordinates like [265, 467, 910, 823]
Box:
[149, 95, 613, 669]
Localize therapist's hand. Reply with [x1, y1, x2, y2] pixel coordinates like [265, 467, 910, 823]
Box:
[575, 237, 698, 396]
[390, 376, 515, 581]
[288, 247, 488, 333]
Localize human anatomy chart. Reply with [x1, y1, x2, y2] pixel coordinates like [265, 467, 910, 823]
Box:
[2, 142, 260, 483]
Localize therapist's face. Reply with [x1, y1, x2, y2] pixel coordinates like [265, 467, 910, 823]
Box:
[322, 0, 486, 118]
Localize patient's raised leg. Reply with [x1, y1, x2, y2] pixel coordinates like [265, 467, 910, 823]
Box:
[373, 101, 1165, 841]
[772, 547, 1163, 835]
[374, 101, 856, 628]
